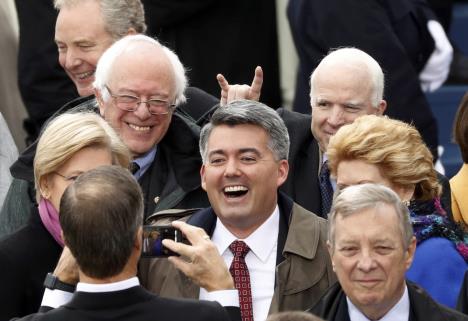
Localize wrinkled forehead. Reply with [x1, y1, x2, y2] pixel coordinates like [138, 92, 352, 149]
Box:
[315, 61, 373, 89]
[333, 205, 403, 242]
[107, 44, 175, 89]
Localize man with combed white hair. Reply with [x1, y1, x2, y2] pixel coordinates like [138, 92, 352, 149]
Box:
[288, 0, 449, 158]
[309, 183, 468, 321]
[91, 34, 210, 216]
[217, 47, 452, 219]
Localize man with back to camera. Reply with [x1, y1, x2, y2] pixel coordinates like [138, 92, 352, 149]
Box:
[139, 100, 336, 321]
[309, 183, 468, 321]
[2, 0, 217, 236]
[217, 47, 453, 219]
[12, 165, 240, 321]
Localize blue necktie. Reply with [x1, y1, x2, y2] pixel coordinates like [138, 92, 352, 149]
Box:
[319, 161, 333, 218]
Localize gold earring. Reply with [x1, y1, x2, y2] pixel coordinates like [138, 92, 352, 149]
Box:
[41, 189, 50, 199]
[403, 200, 410, 207]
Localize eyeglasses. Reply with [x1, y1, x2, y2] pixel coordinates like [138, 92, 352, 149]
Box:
[105, 86, 176, 115]
[53, 171, 80, 182]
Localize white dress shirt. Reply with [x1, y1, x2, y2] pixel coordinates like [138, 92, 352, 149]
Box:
[41, 277, 140, 308]
[200, 205, 279, 321]
[43, 275, 239, 310]
[347, 285, 410, 321]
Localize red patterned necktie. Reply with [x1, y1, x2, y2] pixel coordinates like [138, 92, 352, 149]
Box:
[229, 240, 254, 321]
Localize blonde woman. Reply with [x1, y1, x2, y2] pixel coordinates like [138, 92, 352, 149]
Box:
[327, 114, 468, 308]
[0, 112, 130, 320]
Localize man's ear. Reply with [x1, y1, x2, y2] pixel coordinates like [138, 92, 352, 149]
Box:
[200, 165, 207, 191]
[405, 236, 417, 270]
[94, 88, 106, 117]
[276, 160, 289, 188]
[135, 227, 143, 252]
[377, 99, 387, 115]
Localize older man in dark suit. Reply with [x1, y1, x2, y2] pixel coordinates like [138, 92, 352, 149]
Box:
[13, 165, 240, 321]
[309, 184, 468, 321]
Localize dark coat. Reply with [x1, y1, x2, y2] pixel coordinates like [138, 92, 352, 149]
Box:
[0, 206, 62, 320]
[12, 285, 240, 321]
[287, 0, 439, 158]
[138, 109, 209, 217]
[276, 108, 323, 217]
[310, 281, 468, 321]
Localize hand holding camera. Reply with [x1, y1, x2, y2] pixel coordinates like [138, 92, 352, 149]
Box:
[161, 221, 235, 292]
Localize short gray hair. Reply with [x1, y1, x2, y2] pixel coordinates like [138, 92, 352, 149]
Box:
[310, 47, 384, 108]
[328, 184, 413, 250]
[54, 0, 147, 39]
[93, 34, 187, 106]
[199, 100, 290, 163]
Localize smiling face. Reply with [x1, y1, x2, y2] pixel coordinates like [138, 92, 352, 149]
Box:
[55, 0, 115, 97]
[330, 205, 416, 320]
[200, 124, 289, 238]
[40, 146, 113, 212]
[96, 43, 176, 157]
[310, 64, 386, 152]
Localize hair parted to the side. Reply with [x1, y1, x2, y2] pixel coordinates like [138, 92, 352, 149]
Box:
[328, 183, 414, 250]
[327, 115, 440, 201]
[453, 92, 468, 163]
[60, 165, 143, 278]
[93, 34, 187, 106]
[309, 47, 384, 108]
[54, 0, 146, 39]
[34, 112, 130, 202]
[199, 100, 290, 163]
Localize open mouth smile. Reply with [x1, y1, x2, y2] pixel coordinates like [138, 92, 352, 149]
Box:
[223, 185, 249, 198]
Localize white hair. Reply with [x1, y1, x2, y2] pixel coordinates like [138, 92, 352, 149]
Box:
[93, 34, 187, 105]
[310, 47, 384, 108]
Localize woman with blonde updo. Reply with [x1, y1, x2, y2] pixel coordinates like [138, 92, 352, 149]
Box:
[0, 112, 130, 320]
[326, 114, 468, 308]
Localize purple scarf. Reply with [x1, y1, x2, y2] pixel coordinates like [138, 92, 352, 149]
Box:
[38, 198, 64, 247]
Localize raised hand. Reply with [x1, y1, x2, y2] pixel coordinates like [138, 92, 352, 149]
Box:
[217, 66, 263, 106]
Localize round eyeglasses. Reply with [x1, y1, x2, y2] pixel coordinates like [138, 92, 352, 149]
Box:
[105, 85, 176, 115]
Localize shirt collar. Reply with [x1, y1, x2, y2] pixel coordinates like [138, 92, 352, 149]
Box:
[347, 284, 409, 321]
[76, 277, 139, 293]
[133, 146, 157, 179]
[212, 205, 279, 263]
